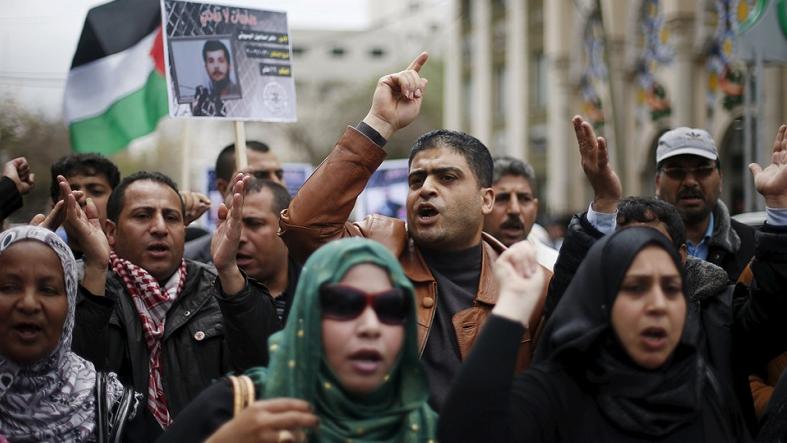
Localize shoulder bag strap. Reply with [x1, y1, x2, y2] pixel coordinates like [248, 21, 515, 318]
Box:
[109, 384, 138, 443]
[94, 372, 108, 443]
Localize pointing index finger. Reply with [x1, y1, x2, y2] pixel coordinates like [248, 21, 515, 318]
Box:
[407, 52, 429, 73]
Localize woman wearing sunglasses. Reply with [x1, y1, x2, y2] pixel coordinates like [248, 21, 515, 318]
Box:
[157, 238, 437, 443]
[438, 227, 750, 442]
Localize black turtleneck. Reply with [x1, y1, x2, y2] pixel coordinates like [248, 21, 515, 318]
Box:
[419, 243, 482, 411]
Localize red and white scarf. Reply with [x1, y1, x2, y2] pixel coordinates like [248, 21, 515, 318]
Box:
[110, 252, 186, 429]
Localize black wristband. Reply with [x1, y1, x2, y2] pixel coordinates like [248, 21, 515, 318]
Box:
[355, 121, 388, 148]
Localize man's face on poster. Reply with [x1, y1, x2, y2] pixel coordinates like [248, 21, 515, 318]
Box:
[205, 49, 229, 83]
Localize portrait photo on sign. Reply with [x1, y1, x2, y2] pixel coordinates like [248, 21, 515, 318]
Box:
[168, 35, 242, 104]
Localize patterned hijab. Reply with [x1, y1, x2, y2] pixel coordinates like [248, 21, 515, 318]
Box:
[246, 238, 438, 442]
[0, 226, 123, 442]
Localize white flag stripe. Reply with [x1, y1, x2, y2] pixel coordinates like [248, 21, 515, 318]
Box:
[64, 31, 158, 123]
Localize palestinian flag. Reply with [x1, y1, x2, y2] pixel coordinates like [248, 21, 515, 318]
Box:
[64, 0, 168, 155]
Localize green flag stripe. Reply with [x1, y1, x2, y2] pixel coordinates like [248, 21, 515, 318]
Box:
[69, 70, 168, 155]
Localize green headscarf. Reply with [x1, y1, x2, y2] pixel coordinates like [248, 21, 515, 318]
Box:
[246, 238, 438, 442]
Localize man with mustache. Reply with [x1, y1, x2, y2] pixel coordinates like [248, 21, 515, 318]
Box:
[574, 115, 754, 282]
[67, 171, 277, 439]
[279, 52, 551, 411]
[483, 156, 558, 271]
[653, 126, 755, 281]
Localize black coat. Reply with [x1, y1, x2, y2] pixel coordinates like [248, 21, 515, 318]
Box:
[441, 228, 751, 442]
[72, 260, 279, 440]
[0, 176, 22, 220]
[711, 217, 756, 283]
[439, 316, 749, 443]
[541, 212, 787, 436]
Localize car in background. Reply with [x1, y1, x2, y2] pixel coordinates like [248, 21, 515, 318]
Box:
[732, 211, 766, 228]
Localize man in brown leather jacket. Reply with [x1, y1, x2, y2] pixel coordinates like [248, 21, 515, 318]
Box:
[279, 53, 550, 410]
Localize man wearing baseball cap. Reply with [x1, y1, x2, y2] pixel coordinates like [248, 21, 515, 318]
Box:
[654, 127, 755, 281]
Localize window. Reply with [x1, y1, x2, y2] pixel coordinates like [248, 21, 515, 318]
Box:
[330, 47, 346, 57]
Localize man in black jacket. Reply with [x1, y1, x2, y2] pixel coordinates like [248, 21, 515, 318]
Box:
[67, 171, 277, 439]
[654, 126, 755, 282]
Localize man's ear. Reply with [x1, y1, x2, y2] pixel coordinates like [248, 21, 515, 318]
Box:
[533, 197, 540, 217]
[679, 243, 688, 266]
[481, 187, 495, 215]
[654, 172, 662, 198]
[105, 220, 117, 248]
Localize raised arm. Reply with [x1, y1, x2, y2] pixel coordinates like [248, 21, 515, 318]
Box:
[542, 116, 621, 324]
[736, 124, 787, 364]
[573, 115, 622, 214]
[279, 53, 429, 263]
[1, 156, 34, 220]
[212, 173, 279, 368]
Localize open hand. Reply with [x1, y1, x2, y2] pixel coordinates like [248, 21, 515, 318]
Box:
[58, 175, 109, 269]
[750, 124, 787, 209]
[362, 52, 429, 140]
[205, 398, 318, 443]
[492, 241, 545, 329]
[573, 115, 622, 212]
[212, 173, 249, 294]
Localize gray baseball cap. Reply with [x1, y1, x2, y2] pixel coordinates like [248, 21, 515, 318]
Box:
[656, 127, 718, 164]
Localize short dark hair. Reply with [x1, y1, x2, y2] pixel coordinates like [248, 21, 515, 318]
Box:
[244, 178, 291, 216]
[215, 141, 271, 183]
[202, 40, 230, 63]
[616, 196, 686, 249]
[492, 156, 537, 192]
[106, 171, 184, 223]
[408, 130, 493, 187]
[50, 154, 121, 203]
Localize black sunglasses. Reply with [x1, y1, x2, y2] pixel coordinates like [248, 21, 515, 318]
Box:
[319, 284, 410, 325]
[660, 165, 716, 181]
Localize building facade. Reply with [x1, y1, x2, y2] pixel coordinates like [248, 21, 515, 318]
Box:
[445, 0, 787, 215]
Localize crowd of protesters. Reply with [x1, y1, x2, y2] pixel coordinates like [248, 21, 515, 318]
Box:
[2, 51, 787, 443]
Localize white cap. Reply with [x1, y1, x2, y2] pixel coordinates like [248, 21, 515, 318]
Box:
[656, 127, 718, 164]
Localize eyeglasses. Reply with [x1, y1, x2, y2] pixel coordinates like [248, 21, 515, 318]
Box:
[250, 168, 285, 181]
[319, 284, 410, 325]
[660, 165, 716, 181]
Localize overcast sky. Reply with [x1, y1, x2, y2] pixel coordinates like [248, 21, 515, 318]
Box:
[0, 0, 368, 117]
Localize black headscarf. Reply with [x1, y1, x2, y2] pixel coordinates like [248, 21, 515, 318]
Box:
[534, 227, 706, 438]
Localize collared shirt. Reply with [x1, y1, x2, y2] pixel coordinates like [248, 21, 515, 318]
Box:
[586, 202, 617, 235]
[767, 207, 787, 226]
[686, 212, 714, 260]
[587, 201, 716, 260]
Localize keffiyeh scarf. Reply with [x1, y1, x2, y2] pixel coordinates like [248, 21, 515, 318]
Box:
[110, 252, 186, 429]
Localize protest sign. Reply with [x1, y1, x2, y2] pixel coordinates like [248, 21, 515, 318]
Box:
[161, 0, 297, 121]
[355, 159, 409, 221]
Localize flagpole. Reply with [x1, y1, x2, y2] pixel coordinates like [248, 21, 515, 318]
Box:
[234, 121, 248, 171]
[180, 120, 191, 190]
